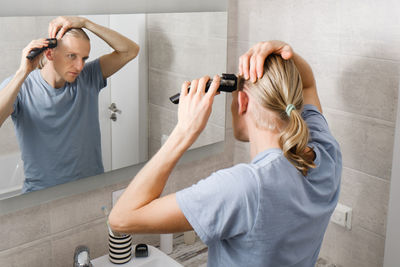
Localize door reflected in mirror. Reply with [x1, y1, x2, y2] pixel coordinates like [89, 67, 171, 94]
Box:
[0, 12, 227, 199]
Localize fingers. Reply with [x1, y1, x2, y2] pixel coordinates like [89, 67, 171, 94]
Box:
[238, 56, 243, 76]
[238, 41, 294, 82]
[179, 75, 219, 105]
[189, 79, 198, 97]
[24, 39, 49, 55]
[281, 44, 294, 59]
[49, 22, 62, 39]
[241, 53, 250, 80]
[48, 16, 72, 39]
[196, 76, 210, 97]
[249, 55, 257, 83]
[206, 75, 220, 98]
[48, 18, 62, 38]
[180, 81, 190, 97]
[239, 48, 256, 82]
[255, 53, 267, 79]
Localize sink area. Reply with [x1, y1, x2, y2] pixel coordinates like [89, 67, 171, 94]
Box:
[91, 245, 183, 267]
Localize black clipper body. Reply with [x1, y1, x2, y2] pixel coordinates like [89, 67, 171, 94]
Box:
[169, 73, 238, 104]
[26, 38, 57, 60]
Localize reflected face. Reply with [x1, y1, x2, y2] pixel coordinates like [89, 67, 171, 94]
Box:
[231, 91, 249, 142]
[52, 35, 90, 83]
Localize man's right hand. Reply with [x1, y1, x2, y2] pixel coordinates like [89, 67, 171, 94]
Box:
[238, 40, 294, 83]
[19, 38, 50, 74]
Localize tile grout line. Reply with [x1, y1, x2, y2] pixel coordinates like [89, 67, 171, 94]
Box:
[342, 166, 391, 184]
[324, 106, 396, 127]
[0, 217, 107, 255]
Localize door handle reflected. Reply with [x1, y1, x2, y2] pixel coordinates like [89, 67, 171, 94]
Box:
[110, 113, 117, 122]
[108, 103, 122, 114]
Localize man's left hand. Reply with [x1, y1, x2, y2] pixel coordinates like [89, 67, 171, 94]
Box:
[48, 16, 87, 39]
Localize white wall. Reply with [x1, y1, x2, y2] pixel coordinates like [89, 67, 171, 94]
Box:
[228, 0, 400, 266]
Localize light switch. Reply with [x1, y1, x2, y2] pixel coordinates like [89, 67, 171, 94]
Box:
[330, 203, 352, 230]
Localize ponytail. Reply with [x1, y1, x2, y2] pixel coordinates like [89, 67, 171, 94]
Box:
[280, 107, 315, 176]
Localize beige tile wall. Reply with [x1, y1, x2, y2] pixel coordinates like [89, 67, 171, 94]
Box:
[228, 0, 400, 266]
[147, 12, 227, 156]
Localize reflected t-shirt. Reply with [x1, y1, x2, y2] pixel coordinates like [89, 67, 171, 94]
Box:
[0, 58, 107, 193]
[176, 104, 342, 267]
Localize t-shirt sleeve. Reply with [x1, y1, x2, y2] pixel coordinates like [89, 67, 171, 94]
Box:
[301, 104, 330, 134]
[0, 76, 21, 117]
[176, 164, 259, 245]
[79, 58, 107, 93]
[302, 104, 341, 163]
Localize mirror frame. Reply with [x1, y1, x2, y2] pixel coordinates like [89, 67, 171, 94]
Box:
[0, 0, 226, 17]
[0, 0, 228, 215]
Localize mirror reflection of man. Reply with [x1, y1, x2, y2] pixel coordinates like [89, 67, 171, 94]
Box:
[0, 16, 139, 193]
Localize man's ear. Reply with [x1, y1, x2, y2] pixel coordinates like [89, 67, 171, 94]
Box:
[237, 91, 249, 115]
[44, 49, 54, 61]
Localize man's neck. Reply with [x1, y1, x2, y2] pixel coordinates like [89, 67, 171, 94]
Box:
[40, 64, 66, 89]
[248, 122, 281, 159]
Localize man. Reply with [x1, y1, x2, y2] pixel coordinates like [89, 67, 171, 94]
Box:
[109, 40, 342, 267]
[0, 16, 139, 193]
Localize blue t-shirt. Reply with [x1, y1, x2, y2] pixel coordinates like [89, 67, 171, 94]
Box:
[0, 59, 107, 193]
[176, 104, 342, 267]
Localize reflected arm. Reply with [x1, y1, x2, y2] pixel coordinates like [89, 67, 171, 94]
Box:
[0, 38, 46, 127]
[0, 70, 28, 127]
[83, 18, 140, 79]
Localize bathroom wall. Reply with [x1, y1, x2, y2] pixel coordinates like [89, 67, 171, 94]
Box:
[147, 12, 227, 156]
[228, 0, 400, 266]
[1, 2, 399, 267]
[0, 13, 234, 267]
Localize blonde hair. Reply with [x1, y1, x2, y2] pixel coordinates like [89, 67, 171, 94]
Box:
[241, 54, 315, 175]
[38, 28, 90, 69]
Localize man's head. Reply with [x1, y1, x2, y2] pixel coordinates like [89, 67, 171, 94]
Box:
[41, 28, 90, 83]
[232, 55, 303, 140]
[232, 54, 315, 175]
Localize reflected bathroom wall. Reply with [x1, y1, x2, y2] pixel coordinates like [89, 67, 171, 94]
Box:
[147, 12, 227, 156]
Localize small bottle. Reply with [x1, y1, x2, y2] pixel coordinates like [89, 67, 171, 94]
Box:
[160, 234, 173, 254]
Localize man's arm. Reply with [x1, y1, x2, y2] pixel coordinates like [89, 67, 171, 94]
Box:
[0, 39, 49, 127]
[291, 52, 322, 113]
[239, 40, 322, 113]
[109, 76, 220, 234]
[48, 16, 140, 79]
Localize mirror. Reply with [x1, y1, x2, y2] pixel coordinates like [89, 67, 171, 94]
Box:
[0, 12, 227, 199]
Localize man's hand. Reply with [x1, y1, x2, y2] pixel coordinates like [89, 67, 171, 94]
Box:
[175, 75, 220, 144]
[48, 16, 87, 39]
[19, 38, 49, 74]
[239, 40, 294, 83]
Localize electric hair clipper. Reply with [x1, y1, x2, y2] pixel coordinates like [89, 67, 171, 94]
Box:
[26, 38, 57, 60]
[169, 73, 238, 104]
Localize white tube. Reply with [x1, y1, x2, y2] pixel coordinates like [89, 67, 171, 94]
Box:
[160, 234, 173, 254]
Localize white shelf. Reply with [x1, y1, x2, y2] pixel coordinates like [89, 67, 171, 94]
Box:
[91, 245, 183, 267]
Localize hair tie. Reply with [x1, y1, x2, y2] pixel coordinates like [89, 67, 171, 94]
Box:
[286, 104, 296, 117]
